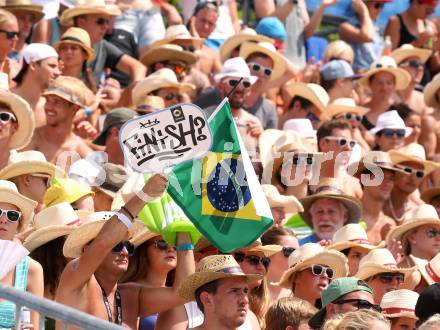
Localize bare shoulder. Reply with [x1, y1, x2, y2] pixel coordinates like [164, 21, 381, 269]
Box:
[27, 257, 43, 275]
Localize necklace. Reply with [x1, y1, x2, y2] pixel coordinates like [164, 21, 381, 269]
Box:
[388, 198, 406, 224]
[97, 281, 122, 325]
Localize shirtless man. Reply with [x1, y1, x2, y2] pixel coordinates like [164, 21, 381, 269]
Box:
[12, 43, 61, 128]
[25, 76, 93, 164]
[56, 174, 195, 329]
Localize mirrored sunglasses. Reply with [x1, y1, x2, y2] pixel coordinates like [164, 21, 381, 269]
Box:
[112, 241, 135, 256]
[380, 128, 406, 138]
[310, 264, 334, 279]
[0, 29, 19, 40]
[0, 208, 22, 222]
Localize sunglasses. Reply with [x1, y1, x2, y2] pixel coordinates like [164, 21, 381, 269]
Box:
[234, 252, 271, 268]
[325, 136, 356, 148]
[165, 62, 188, 75]
[376, 272, 405, 284]
[248, 62, 273, 77]
[292, 155, 314, 166]
[306, 112, 320, 123]
[96, 18, 110, 26]
[310, 264, 334, 279]
[181, 45, 196, 52]
[112, 241, 135, 256]
[426, 228, 440, 238]
[380, 128, 406, 138]
[0, 111, 17, 123]
[395, 164, 425, 178]
[401, 60, 424, 69]
[282, 247, 295, 258]
[226, 79, 252, 89]
[152, 239, 175, 251]
[333, 298, 382, 313]
[164, 92, 183, 102]
[0, 29, 19, 40]
[373, 2, 385, 9]
[0, 208, 22, 222]
[340, 112, 362, 123]
[30, 173, 51, 188]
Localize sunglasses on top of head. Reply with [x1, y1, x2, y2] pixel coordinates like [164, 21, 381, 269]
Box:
[0, 29, 19, 40]
[248, 62, 273, 77]
[0, 208, 22, 222]
[112, 241, 135, 256]
[0, 111, 17, 123]
[234, 251, 271, 268]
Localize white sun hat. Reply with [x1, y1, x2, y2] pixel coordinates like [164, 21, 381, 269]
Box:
[369, 110, 412, 137]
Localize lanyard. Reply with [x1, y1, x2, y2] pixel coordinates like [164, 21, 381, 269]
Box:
[98, 282, 123, 325]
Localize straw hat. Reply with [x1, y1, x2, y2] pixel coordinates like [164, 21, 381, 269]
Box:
[369, 110, 412, 137]
[135, 95, 165, 113]
[140, 44, 197, 67]
[0, 73, 35, 150]
[43, 177, 94, 208]
[386, 204, 440, 249]
[63, 212, 144, 258]
[421, 186, 440, 204]
[178, 254, 263, 301]
[276, 243, 348, 288]
[244, 243, 282, 258]
[347, 150, 406, 178]
[132, 69, 195, 103]
[424, 72, 440, 108]
[2, 0, 44, 22]
[93, 163, 128, 198]
[54, 27, 95, 61]
[389, 143, 440, 175]
[60, 0, 121, 26]
[0, 150, 64, 180]
[130, 226, 160, 247]
[283, 82, 329, 119]
[42, 76, 87, 108]
[410, 254, 440, 285]
[380, 289, 419, 319]
[357, 56, 411, 90]
[152, 24, 204, 49]
[261, 184, 304, 214]
[220, 28, 273, 63]
[326, 98, 370, 118]
[300, 178, 362, 228]
[239, 41, 288, 80]
[0, 180, 37, 232]
[23, 202, 80, 252]
[355, 248, 416, 280]
[327, 223, 380, 252]
[391, 44, 432, 65]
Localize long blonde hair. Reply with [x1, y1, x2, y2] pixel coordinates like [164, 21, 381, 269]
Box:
[249, 277, 270, 329]
[0, 9, 16, 27]
[335, 309, 390, 330]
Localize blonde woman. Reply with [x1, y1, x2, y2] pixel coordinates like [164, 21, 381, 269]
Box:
[334, 309, 390, 330]
[0, 9, 18, 75]
[323, 40, 354, 65]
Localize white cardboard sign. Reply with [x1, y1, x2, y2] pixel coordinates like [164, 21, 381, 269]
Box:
[119, 103, 212, 173]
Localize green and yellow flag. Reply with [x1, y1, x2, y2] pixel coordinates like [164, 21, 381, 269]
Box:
[167, 99, 273, 252]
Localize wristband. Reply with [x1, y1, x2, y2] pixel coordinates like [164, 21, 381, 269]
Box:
[84, 107, 93, 118]
[121, 206, 135, 221]
[116, 212, 133, 229]
[175, 243, 194, 251]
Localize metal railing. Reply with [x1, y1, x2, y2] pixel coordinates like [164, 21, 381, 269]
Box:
[0, 284, 125, 330]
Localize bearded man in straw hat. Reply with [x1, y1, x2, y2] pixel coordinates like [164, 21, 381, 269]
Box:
[25, 76, 93, 163]
[56, 174, 196, 328]
[176, 254, 262, 330]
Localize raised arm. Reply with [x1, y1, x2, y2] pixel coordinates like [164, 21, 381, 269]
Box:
[253, 0, 295, 21]
[304, 0, 337, 39]
[339, 0, 374, 44]
[116, 54, 147, 82]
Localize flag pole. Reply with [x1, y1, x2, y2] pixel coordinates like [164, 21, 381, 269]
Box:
[208, 78, 244, 123]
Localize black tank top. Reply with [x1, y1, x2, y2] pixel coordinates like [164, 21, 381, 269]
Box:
[397, 14, 417, 46]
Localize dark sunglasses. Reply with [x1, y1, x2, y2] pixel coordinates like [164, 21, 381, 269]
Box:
[401, 60, 424, 69]
[373, 2, 385, 9]
[164, 92, 183, 102]
[0, 208, 22, 222]
[341, 112, 362, 122]
[282, 247, 295, 258]
[376, 272, 405, 283]
[0, 29, 19, 40]
[152, 239, 175, 251]
[292, 156, 314, 166]
[234, 252, 271, 268]
[227, 79, 252, 89]
[112, 241, 135, 256]
[426, 228, 440, 238]
[248, 62, 273, 77]
[325, 136, 356, 148]
[310, 264, 334, 279]
[0, 111, 17, 123]
[181, 45, 196, 53]
[395, 164, 425, 178]
[333, 298, 382, 312]
[380, 128, 406, 138]
[96, 18, 110, 26]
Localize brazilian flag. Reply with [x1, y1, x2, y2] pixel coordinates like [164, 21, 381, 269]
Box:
[167, 99, 273, 252]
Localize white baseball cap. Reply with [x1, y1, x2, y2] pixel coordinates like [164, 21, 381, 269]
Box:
[22, 43, 58, 64]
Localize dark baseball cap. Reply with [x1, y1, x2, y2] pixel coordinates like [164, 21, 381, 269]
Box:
[416, 283, 440, 324]
[308, 277, 373, 329]
[93, 108, 137, 146]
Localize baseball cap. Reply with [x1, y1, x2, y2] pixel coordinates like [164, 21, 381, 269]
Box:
[255, 17, 287, 41]
[308, 277, 373, 329]
[415, 283, 440, 324]
[320, 60, 358, 81]
[22, 43, 58, 64]
[93, 108, 137, 146]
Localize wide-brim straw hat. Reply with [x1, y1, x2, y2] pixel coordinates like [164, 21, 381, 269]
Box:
[421, 187, 440, 204]
[391, 44, 432, 65]
[23, 202, 80, 252]
[300, 178, 362, 228]
[386, 204, 440, 250]
[326, 98, 370, 118]
[0, 180, 37, 232]
[53, 27, 96, 61]
[355, 248, 416, 280]
[42, 76, 87, 108]
[140, 44, 197, 67]
[0, 73, 35, 150]
[347, 150, 406, 178]
[130, 226, 160, 247]
[60, 0, 121, 26]
[2, 0, 44, 22]
[239, 41, 288, 80]
[276, 243, 348, 288]
[245, 244, 282, 258]
[389, 143, 440, 175]
[220, 28, 273, 63]
[178, 254, 263, 301]
[0, 150, 64, 180]
[424, 72, 440, 108]
[283, 82, 329, 119]
[327, 223, 381, 252]
[380, 289, 419, 319]
[410, 254, 440, 286]
[357, 56, 411, 91]
[132, 68, 195, 103]
[152, 24, 204, 48]
[63, 212, 144, 258]
[261, 184, 303, 214]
